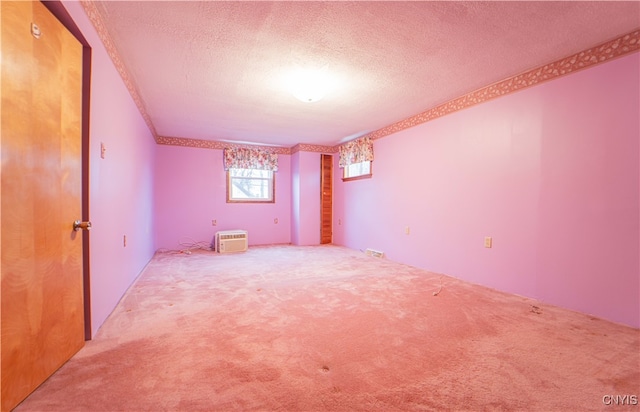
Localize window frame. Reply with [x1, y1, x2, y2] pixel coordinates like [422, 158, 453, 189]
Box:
[342, 160, 372, 182]
[226, 168, 276, 203]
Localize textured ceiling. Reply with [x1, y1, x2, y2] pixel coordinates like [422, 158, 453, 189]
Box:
[92, 1, 640, 148]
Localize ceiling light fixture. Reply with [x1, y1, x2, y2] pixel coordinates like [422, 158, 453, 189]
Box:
[285, 66, 332, 103]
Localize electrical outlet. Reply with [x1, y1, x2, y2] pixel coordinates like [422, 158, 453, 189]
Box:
[100, 142, 106, 159]
[123, 235, 127, 247]
[484, 236, 492, 248]
[212, 219, 217, 226]
[274, 218, 278, 224]
[338, 219, 342, 225]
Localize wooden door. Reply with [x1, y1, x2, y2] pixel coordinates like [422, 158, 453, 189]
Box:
[320, 154, 333, 244]
[1, 2, 85, 410]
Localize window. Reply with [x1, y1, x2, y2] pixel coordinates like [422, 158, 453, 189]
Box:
[342, 161, 372, 181]
[227, 168, 275, 203]
[339, 136, 373, 181]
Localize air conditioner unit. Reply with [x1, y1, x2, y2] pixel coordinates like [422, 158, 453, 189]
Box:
[365, 248, 384, 258]
[215, 230, 248, 253]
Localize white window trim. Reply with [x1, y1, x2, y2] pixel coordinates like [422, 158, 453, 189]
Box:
[226, 169, 275, 203]
[342, 161, 372, 182]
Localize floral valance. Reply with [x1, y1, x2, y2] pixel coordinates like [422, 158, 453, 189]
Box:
[223, 147, 278, 172]
[338, 136, 374, 168]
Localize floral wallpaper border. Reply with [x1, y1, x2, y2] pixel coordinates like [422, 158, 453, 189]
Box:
[363, 29, 640, 142]
[291, 144, 338, 154]
[157, 136, 293, 155]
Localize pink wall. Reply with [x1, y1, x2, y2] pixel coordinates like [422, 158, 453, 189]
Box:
[334, 53, 640, 328]
[63, 2, 158, 337]
[50, 2, 640, 335]
[154, 145, 291, 250]
[290, 151, 321, 245]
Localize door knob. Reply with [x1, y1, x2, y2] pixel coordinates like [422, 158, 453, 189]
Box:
[73, 220, 92, 231]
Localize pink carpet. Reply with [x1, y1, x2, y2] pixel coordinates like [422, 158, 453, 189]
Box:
[15, 245, 640, 411]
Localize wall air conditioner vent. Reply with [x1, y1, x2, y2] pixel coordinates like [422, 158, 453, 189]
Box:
[215, 230, 248, 253]
[365, 248, 384, 258]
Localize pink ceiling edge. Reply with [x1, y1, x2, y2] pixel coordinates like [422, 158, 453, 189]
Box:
[364, 29, 640, 142]
[80, 0, 158, 141]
